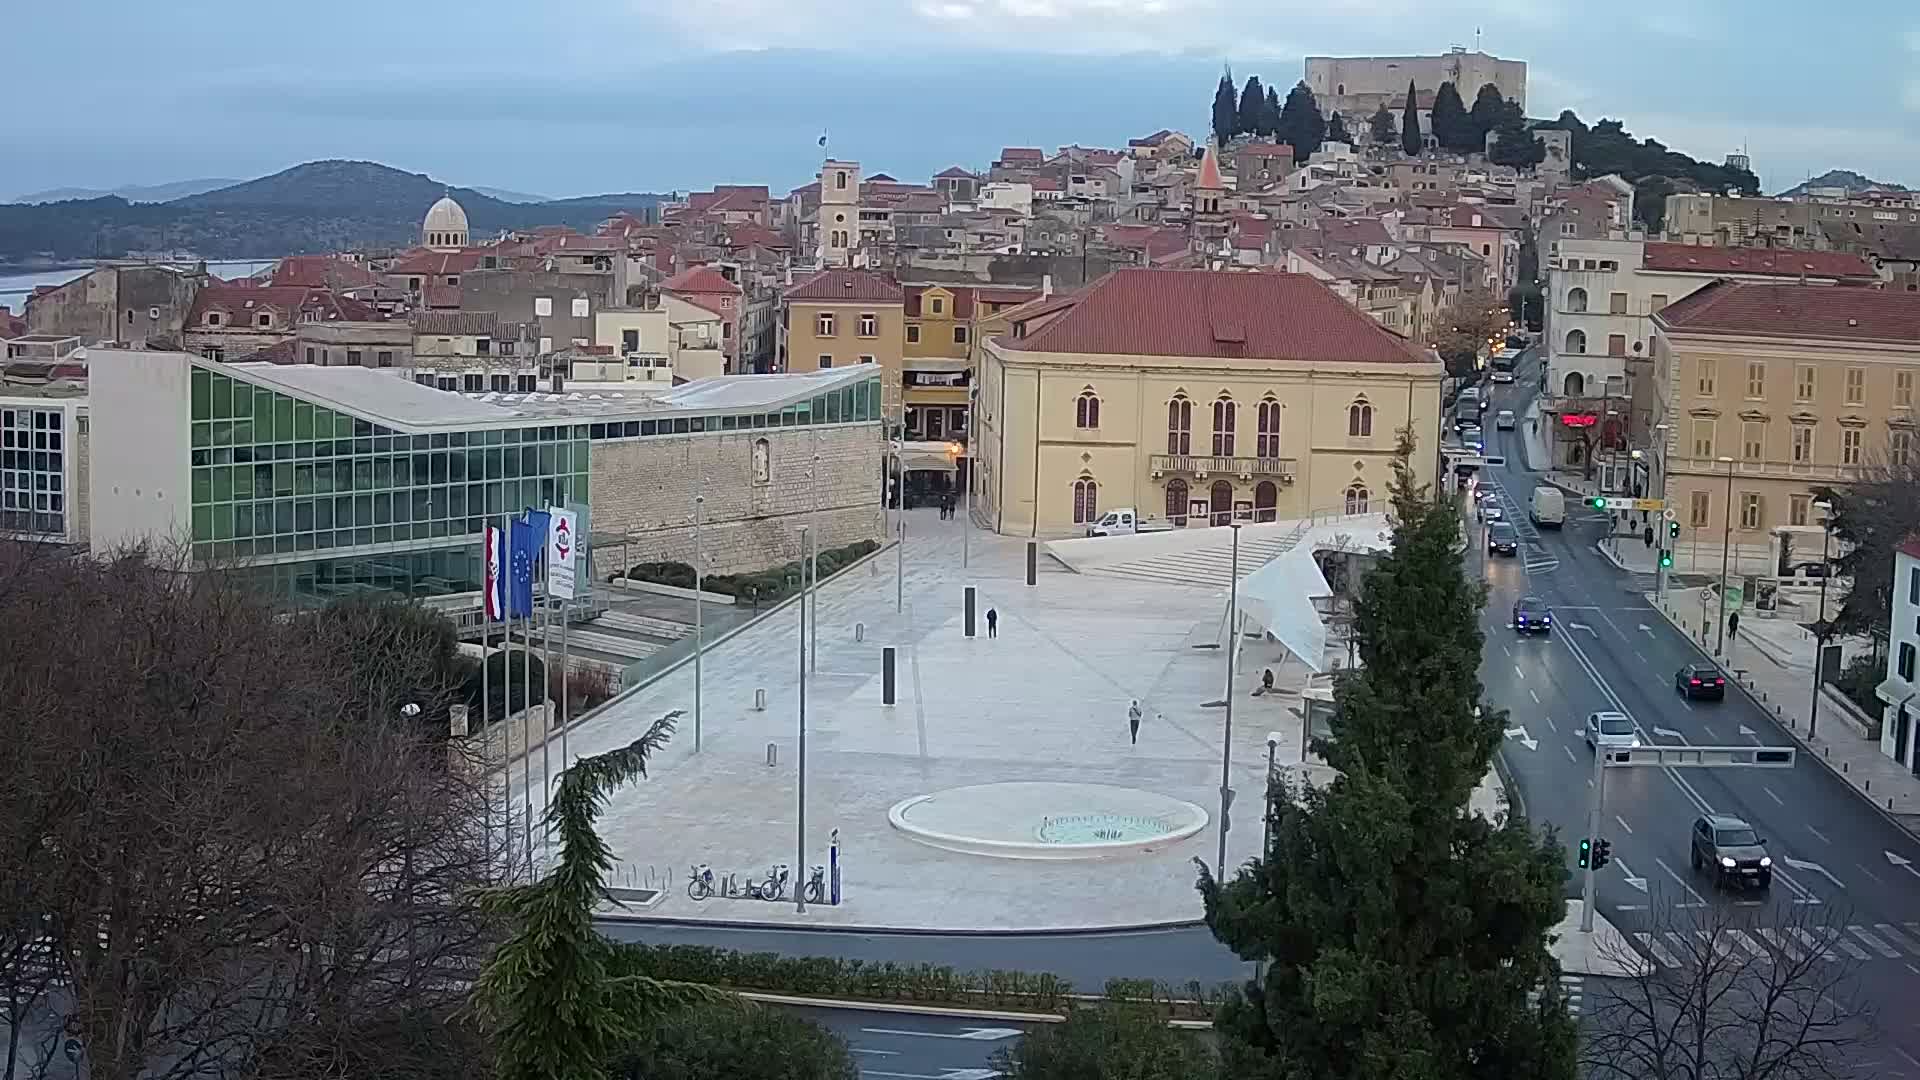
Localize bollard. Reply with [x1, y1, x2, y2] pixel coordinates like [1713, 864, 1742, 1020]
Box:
[829, 827, 842, 905]
[1026, 541, 1038, 587]
[1842, 761, 1848, 773]
[855, 621, 865, 642]
[1865, 779, 1871, 793]
[767, 742, 778, 767]
[882, 647, 897, 705]
[754, 687, 768, 711]
[964, 585, 977, 638]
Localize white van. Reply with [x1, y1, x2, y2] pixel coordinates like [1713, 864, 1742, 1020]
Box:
[1529, 485, 1565, 529]
[1085, 508, 1176, 537]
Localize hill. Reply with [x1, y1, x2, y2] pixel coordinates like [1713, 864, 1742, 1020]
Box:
[1773, 169, 1911, 198]
[10, 179, 239, 205]
[470, 186, 551, 204]
[0, 161, 666, 263]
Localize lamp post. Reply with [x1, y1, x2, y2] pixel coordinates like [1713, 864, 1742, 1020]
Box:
[1716, 455, 1735, 655]
[1216, 522, 1243, 880]
[1810, 500, 1833, 737]
[693, 488, 705, 753]
[796, 523, 810, 913]
[892, 439, 905, 614]
[1651, 422, 1671, 594]
[1254, 730, 1280, 985]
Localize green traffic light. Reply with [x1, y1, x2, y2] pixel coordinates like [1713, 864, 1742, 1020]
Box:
[1660, 553, 1674, 567]
[1590, 497, 1606, 510]
[1577, 837, 1591, 869]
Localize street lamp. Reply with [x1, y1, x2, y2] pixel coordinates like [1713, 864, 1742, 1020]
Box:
[693, 489, 706, 753]
[1810, 500, 1833, 737]
[1254, 730, 1280, 985]
[1651, 423, 1671, 594]
[796, 524, 811, 913]
[1716, 455, 1735, 655]
[1216, 522, 1243, 879]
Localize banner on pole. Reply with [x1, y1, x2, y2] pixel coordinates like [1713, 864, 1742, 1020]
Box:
[483, 524, 508, 621]
[547, 507, 578, 599]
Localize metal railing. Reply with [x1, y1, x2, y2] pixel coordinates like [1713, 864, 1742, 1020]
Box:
[1149, 453, 1298, 479]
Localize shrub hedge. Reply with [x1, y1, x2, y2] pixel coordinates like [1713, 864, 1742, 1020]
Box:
[616, 539, 882, 608]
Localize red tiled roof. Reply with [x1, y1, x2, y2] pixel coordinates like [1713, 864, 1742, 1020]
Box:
[1031, 178, 1062, 191]
[1001, 268, 1431, 364]
[1128, 129, 1179, 147]
[269, 255, 381, 289]
[998, 147, 1044, 162]
[661, 265, 741, 295]
[386, 249, 486, 276]
[785, 269, 903, 304]
[188, 285, 378, 326]
[1656, 280, 1920, 344]
[1641, 243, 1876, 280]
[1898, 536, 1920, 562]
[422, 283, 462, 309]
[1237, 141, 1294, 160]
[935, 166, 976, 179]
[1196, 145, 1224, 190]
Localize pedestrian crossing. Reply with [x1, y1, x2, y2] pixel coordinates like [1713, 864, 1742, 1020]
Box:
[1631, 922, 1920, 968]
[1526, 974, 1587, 1018]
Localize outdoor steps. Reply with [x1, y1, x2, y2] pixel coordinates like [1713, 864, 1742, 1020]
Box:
[1085, 532, 1303, 587]
[591, 610, 694, 641]
[560, 627, 664, 661]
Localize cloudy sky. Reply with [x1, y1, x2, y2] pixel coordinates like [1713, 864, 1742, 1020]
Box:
[8, 0, 1917, 199]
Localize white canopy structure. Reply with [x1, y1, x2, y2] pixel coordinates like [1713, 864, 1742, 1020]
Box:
[1233, 513, 1393, 674]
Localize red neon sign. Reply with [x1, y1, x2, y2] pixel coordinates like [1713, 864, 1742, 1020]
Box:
[1561, 413, 1599, 428]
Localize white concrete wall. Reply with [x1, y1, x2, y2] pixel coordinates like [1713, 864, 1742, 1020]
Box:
[86, 348, 193, 551]
[1884, 550, 1920, 764]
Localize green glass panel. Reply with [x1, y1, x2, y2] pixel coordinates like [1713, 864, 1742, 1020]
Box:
[232, 504, 252, 538]
[272, 463, 293, 497]
[191, 468, 212, 506]
[250, 387, 271, 441]
[191, 368, 211, 421]
[210, 374, 232, 419]
[211, 467, 233, 503]
[191, 505, 212, 541]
[211, 506, 233, 541]
[230, 418, 253, 446]
[192, 422, 211, 448]
[293, 401, 313, 440]
[211, 421, 233, 447]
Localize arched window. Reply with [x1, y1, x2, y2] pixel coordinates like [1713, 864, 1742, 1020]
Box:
[1256, 397, 1281, 457]
[1210, 480, 1234, 526]
[1565, 328, 1587, 354]
[1167, 394, 1192, 454]
[1075, 389, 1101, 429]
[1567, 287, 1588, 313]
[1564, 371, 1586, 396]
[1072, 476, 1099, 524]
[1345, 484, 1371, 515]
[1348, 399, 1373, 437]
[1254, 480, 1278, 522]
[1212, 395, 1236, 455]
[1165, 478, 1190, 525]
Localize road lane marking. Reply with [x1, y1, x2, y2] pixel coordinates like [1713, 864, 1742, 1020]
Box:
[1515, 665, 1526, 679]
[1787, 928, 1837, 961]
[1546, 715, 1558, 733]
[1654, 857, 1708, 905]
[851, 1048, 902, 1057]
[862, 1027, 1024, 1042]
[1634, 931, 1681, 968]
[1529, 688, 1540, 703]
[1615, 814, 1634, 834]
[1848, 926, 1903, 958]
[1821, 929, 1870, 961]
[1876, 923, 1920, 955]
[1502, 643, 1511, 657]
[1807, 824, 1830, 844]
[1895, 1046, 1920, 1071]
[1758, 928, 1807, 962]
[1701, 724, 1717, 739]
[1725, 929, 1771, 963]
[1764, 786, 1785, 806]
[1564, 746, 1577, 762]
[1857, 863, 1883, 885]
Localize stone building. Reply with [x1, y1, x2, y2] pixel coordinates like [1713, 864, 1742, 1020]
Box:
[26, 264, 207, 348]
[1304, 48, 1527, 121]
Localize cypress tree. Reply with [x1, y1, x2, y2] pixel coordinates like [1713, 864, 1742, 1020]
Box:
[1468, 82, 1513, 150]
[1264, 85, 1282, 138]
[1400, 80, 1423, 156]
[1238, 75, 1268, 138]
[1212, 70, 1238, 149]
[1326, 111, 1350, 145]
[1431, 80, 1471, 152]
[1274, 81, 1325, 164]
[1368, 103, 1397, 146]
[1198, 434, 1578, 1080]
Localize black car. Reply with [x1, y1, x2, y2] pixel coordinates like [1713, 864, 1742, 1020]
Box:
[1675, 662, 1727, 700]
[1512, 595, 1551, 634]
[1690, 813, 1772, 889]
[1487, 521, 1519, 556]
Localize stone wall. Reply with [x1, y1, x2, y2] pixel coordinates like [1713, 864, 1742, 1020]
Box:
[589, 422, 884, 576]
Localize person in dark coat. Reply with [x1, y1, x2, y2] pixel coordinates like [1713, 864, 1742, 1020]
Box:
[985, 607, 998, 638]
[1128, 700, 1143, 744]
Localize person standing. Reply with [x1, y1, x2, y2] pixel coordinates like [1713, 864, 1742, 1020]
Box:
[985, 607, 998, 638]
[1127, 700, 1143, 745]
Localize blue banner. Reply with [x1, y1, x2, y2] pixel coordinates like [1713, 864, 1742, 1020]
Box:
[507, 509, 550, 618]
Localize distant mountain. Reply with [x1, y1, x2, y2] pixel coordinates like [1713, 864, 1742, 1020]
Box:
[471, 186, 551, 204]
[0, 161, 666, 263]
[1773, 169, 1912, 197]
[10, 178, 240, 205]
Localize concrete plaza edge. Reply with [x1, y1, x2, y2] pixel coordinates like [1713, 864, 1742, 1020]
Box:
[596, 909, 1206, 936]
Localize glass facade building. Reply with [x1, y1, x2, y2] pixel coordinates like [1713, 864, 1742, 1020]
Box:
[0, 405, 68, 537]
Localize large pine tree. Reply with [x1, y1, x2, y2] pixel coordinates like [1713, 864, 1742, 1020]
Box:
[1368, 103, 1397, 146]
[1468, 83, 1518, 151]
[1431, 81, 1471, 153]
[1400, 81, 1423, 156]
[1238, 75, 1268, 138]
[1274, 81, 1325, 164]
[1212, 70, 1238, 149]
[1197, 435, 1577, 1080]
[1326, 111, 1350, 145]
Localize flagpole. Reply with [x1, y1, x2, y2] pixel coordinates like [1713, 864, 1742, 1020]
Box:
[539, 517, 554, 862]
[519, 511, 533, 878]
[480, 523, 493, 879]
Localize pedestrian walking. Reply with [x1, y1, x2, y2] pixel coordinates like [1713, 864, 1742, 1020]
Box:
[1127, 699, 1142, 745]
[985, 607, 998, 638]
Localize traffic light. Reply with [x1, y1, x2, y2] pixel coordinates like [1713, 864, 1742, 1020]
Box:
[1577, 837, 1592, 869]
[1593, 838, 1613, 871]
[1589, 496, 1607, 511]
[1660, 552, 1674, 568]
[1668, 520, 1681, 539]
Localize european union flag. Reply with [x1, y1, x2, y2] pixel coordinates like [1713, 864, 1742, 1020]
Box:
[507, 509, 551, 618]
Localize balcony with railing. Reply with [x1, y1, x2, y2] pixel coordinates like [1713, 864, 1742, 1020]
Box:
[1150, 454, 1298, 481]
[1667, 455, 1867, 483]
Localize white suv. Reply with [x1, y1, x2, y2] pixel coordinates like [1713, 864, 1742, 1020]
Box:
[1585, 711, 1639, 753]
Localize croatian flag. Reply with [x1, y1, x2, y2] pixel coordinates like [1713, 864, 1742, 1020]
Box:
[483, 524, 508, 621]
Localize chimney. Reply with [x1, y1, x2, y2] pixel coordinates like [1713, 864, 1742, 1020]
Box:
[1042, 274, 1053, 299]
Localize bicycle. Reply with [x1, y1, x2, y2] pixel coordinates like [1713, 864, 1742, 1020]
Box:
[803, 864, 826, 905]
[686, 863, 715, 902]
[746, 863, 790, 902]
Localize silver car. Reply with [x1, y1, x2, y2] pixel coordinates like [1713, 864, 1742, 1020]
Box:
[1585, 711, 1639, 753]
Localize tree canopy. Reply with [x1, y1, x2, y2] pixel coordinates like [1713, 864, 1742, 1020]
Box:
[1212, 71, 1238, 147]
[1197, 435, 1577, 1080]
[1531, 109, 1760, 230]
[1369, 104, 1398, 145]
[1239, 75, 1270, 138]
[1275, 82, 1326, 164]
[1468, 83, 1522, 149]
[1400, 81, 1423, 156]
[1489, 118, 1548, 169]
[1430, 81, 1472, 153]
[1326, 111, 1350, 145]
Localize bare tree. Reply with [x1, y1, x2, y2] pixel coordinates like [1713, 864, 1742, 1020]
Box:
[0, 543, 500, 1080]
[1583, 894, 1877, 1080]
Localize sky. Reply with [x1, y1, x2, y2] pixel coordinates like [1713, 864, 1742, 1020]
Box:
[7, 0, 1918, 200]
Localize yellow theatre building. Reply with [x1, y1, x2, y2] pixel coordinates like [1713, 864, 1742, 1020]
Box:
[973, 268, 1443, 535]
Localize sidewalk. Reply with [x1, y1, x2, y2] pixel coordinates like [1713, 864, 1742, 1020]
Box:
[1649, 587, 1920, 837]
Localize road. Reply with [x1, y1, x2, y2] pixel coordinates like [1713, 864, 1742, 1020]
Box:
[791, 1004, 1027, 1079]
[1473, 349, 1920, 1074]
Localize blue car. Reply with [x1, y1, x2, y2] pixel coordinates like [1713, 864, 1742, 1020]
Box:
[1513, 595, 1551, 635]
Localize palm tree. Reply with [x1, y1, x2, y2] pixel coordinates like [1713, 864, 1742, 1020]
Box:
[470, 711, 726, 1080]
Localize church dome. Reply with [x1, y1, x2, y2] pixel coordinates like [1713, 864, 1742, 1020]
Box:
[422, 195, 470, 248]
